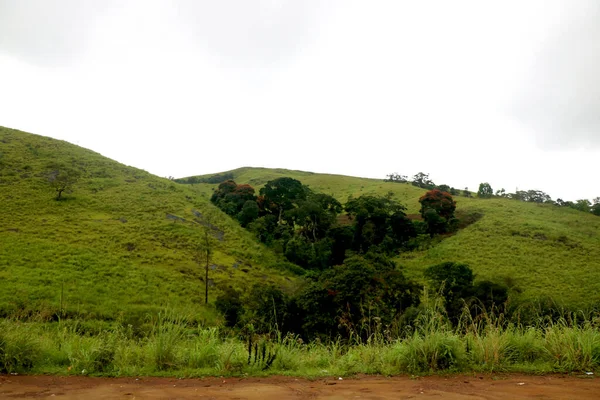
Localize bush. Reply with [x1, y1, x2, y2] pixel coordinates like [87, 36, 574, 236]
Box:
[395, 331, 466, 372]
[0, 321, 43, 373]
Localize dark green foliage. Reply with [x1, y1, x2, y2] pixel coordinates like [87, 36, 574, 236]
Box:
[238, 200, 260, 227]
[424, 262, 474, 321]
[345, 194, 415, 253]
[424, 262, 509, 322]
[210, 180, 258, 223]
[419, 190, 457, 236]
[210, 180, 265, 229]
[328, 226, 354, 266]
[215, 287, 244, 327]
[247, 215, 278, 244]
[285, 193, 341, 241]
[477, 183, 493, 199]
[243, 284, 289, 333]
[592, 199, 600, 216]
[471, 280, 509, 314]
[294, 254, 421, 339]
[259, 177, 307, 222]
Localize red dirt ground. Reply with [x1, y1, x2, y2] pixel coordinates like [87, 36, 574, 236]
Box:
[1, 374, 599, 399]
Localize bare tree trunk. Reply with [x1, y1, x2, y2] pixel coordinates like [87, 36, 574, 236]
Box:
[204, 229, 210, 304]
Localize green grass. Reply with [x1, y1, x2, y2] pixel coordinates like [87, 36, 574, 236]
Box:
[0, 127, 297, 322]
[187, 167, 600, 306]
[2, 306, 600, 377]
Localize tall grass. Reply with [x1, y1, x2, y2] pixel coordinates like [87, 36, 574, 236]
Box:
[2, 302, 599, 377]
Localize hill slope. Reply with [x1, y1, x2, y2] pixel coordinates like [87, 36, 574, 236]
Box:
[186, 167, 600, 306]
[0, 129, 295, 322]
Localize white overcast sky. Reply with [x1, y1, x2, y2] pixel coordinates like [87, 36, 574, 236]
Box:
[0, 0, 598, 201]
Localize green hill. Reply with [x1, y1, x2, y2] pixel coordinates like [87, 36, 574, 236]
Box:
[0, 128, 295, 322]
[185, 167, 600, 306]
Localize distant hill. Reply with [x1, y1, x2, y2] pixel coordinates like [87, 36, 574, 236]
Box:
[183, 167, 600, 306]
[0, 128, 295, 322]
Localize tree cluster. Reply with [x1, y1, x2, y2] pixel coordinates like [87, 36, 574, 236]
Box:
[211, 177, 458, 270]
[216, 257, 510, 341]
[474, 181, 599, 217]
[386, 172, 463, 196]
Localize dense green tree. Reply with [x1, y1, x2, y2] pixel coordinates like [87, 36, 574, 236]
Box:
[592, 197, 600, 216]
[424, 262, 473, 321]
[477, 183, 493, 198]
[238, 200, 260, 227]
[215, 287, 244, 327]
[211, 180, 258, 220]
[471, 280, 509, 314]
[247, 214, 278, 244]
[328, 225, 354, 266]
[345, 194, 414, 253]
[418, 189, 457, 236]
[285, 193, 342, 241]
[296, 254, 420, 339]
[573, 199, 592, 213]
[242, 284, 289, 333]
[259, 177, 307, 222]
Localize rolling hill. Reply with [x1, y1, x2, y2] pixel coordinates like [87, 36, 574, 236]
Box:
[0, 128, 296, 323]
[184, 167, 600, 306]
[2, 125, 599, 326]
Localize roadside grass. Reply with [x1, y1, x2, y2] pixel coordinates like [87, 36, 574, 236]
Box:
[188, 167, 600, 306]
[2, 304, 600, 377]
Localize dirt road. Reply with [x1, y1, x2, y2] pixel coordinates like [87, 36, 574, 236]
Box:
[1, 374, 598, 399]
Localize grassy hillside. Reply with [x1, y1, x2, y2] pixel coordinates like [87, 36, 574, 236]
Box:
[0, 128, 295, 323]
[186, 167, 600, 306]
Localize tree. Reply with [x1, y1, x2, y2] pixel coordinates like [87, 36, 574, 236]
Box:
[285, 193, 341, 241]
[215, 287, 244, 327]
[592, 197, 600, 216]
[411, 172, 435, 189]
[385, 173, 408, 183]
[296, 254, 420, 339]
[46, 165, 80, 200]
[259, 177, 307, 223]
[495, 188, 506, 197]
[238, 200, 259, 227]
[424, 262, 473, 321]
[418, 189, 457, 236]
[477, 183, 493, 199]
[195, 221, 215, 305]
[573, 199, 591, 213]
[345, 194, 414, 253]
[211, 180, 258, 219]
[510, 190, 551, 203]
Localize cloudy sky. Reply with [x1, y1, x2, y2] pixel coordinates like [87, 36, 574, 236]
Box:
[0, 0, 598, 201]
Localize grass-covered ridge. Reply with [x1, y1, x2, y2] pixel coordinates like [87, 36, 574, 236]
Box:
[185, 167, 600, 306]
[0, 127, 295, 322]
